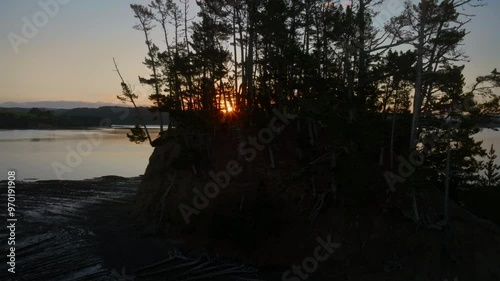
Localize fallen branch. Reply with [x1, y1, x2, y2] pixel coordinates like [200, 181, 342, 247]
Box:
[157, 171, 177, 229]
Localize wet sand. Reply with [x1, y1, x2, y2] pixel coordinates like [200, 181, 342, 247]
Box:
[0, 176, 264, 281]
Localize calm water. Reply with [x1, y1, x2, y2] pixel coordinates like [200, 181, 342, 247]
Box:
[1, 127, 499, 181]
[0, 127, 161, 181]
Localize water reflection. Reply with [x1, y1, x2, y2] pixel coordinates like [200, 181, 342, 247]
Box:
[1, 127, 499, 181]
[0, 128, 160, 181]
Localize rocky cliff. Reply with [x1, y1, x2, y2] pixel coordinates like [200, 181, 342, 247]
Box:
[133, 123, 500, 281]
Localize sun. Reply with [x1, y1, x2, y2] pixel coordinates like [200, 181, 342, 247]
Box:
[225, 105, 234, 113]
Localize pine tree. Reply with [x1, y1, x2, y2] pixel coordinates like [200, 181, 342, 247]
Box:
[481, 144, 500, 188]
[131, 4, 166, 132]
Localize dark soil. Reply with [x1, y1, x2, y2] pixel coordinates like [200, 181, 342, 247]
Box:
[0, 176, 267, 281]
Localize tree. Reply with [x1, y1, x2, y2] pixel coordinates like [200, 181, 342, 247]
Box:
[481, 144, 500, 188]
[114, 58, 153, 145]
[385, 0, 484, 222]
[131, 4, 166, 132]
[120, 0, 498, 229]
[190, 0, 232, 112]
[28, 108, 52, 118]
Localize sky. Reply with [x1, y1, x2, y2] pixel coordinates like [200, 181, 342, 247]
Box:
[0, 0, 499, 107]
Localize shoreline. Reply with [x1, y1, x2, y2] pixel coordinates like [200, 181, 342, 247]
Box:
[0, 176, 267, 281]
[0, 176, 141, 280]
[0, 175, 144, 183]
[2, 175, 500, 280]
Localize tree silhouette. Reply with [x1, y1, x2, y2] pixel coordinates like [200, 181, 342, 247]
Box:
[118, 0, 499, 223]
[481, 144, 500, 188]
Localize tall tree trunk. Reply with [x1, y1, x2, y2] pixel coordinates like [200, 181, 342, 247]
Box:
[410, 11, 425, 149]
[113, 59, 153, 146]
[358, 0, 367, 109]
[245, 4, 255, 114]
[304, 3, 310, 54]
[237, 7, 246, 111]
[142, 30, 164, 132]
[233, 4, 239, 111]
[408, 7, 426, 222]
[444, 128, 452, 225]
[390, 95, 398, 170]
[182, 0, 190, 54]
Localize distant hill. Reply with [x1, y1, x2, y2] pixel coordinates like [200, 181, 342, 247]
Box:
[59, 106, 164, 125]
[0, 101, 129, 109]
[0, 106, 165, 129]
